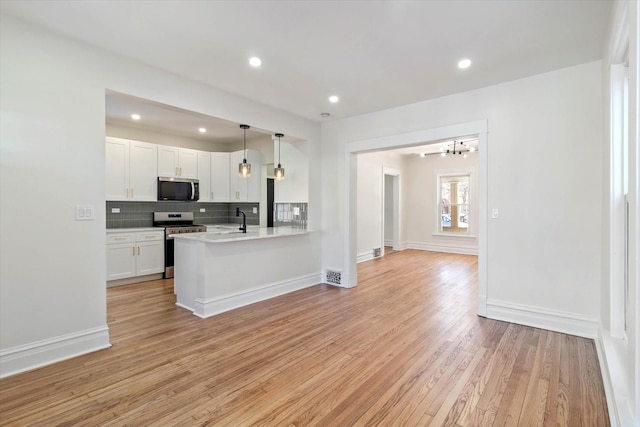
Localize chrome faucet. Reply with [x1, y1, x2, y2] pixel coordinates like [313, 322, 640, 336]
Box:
[235, 207, 247, 233]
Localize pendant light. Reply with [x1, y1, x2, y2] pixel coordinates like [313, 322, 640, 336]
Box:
[274, 133, 285, 180]
[238, 124, 251, 177]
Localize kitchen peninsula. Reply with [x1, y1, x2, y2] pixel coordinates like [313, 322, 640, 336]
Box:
[173, 227, 320, 318]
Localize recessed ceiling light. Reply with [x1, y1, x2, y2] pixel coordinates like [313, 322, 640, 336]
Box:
[199, 127, 207, 133]
[249, 57, 262, 67]
[131, 114, 141, 120]
[329, 95, 339, 103]
[321, 112, 330, 118]
[458, 58, 472, 69]
[420, 153, 426, 158]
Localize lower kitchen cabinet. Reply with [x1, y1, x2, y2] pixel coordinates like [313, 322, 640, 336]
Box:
[106, 230, 164, 282]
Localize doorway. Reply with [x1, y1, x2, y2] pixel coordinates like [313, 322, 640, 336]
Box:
[382, 168, 400, 255]
[344, 120, 488, 317]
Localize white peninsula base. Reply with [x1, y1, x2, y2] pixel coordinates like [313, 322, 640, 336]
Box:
[173, 228, 321, 318]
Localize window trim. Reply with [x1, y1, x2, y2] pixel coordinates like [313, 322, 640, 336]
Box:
[434, 168, 476, 238]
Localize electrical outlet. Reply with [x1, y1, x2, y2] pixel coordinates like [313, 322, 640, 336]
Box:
[491, 208, 500, 219]
[253, 207, 258, 214]
[200, 208, 206, 213]
[111, 207, 120, 214]
[293, 207, 300, 216]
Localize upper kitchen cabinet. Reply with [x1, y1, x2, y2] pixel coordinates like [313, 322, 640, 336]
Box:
[197, 152, 231, 203]
[106, 137, 157, 201]
[211, 152, 231, 202]
[230, 149, 262, 202]
[157, 146, 198, 179]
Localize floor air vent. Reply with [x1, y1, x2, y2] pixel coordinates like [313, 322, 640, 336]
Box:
[325, 270, 342, 285]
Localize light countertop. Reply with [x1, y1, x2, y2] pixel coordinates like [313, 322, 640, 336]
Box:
[171, 226, 312, 243]
[106, 227, 160, 233]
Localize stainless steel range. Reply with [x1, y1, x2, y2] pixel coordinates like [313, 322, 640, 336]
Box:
[153, 212, 206, 278]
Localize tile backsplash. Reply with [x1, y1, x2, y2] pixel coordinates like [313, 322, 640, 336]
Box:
[274, 203, 308, 228]
[106, 201, 259, 229]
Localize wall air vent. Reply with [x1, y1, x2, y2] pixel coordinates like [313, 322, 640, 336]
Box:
[325, 269, 342, 286]
[373, 247, 382, 258]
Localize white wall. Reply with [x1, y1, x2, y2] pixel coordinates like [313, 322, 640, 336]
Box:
[0, 15, 321, 376]
[384, 175, 394, 243]
[599, 1, 640, 425]
[356, 151, 404, 260]
[404, 153, 478, 254]
[273, 140, 309, 203]
[322, 60, 602, 324]
[106, 123, 233, 152]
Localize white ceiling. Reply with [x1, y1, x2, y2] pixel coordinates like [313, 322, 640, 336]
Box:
[2, 0, 612, 125]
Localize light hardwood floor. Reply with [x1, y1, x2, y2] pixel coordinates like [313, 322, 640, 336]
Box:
[0, 250, 609, 426]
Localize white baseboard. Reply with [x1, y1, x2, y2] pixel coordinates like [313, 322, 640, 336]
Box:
[384, 239, 393, 246]
[0, 326, 111, 378]
[486, 299, 598, 338]
[357, 251, 374, 263]
[595, 326, 635, 427]
[107, 273, 164, 288]
[192, 273, 322, 318]
[406, 241, 478, 255]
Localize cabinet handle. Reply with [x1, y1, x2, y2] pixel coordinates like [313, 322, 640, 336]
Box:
[115, 237, 126, 241]
[180, 167, 183, 176]
[131, 188, 133, 198]
[211, 192, 214, 200]
[132, 246, 136, 255]
[175, 166, 179, 176]
[137, 246, 140, 255]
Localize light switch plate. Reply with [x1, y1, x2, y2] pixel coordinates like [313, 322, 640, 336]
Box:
[76, 205, 95, 221]
[491, 208, 500, 219]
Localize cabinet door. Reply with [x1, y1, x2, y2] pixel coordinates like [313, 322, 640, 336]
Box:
[136, 241, 164, 276]
[211, 152, 230, 202]
[130, 141, 158, 201]
[157, 146, 179, 177]
[106, 243, 136, 280]
[197, 151, 212, 202]
[230, 151, 248, 201]
[105, 138, 130, 201]
[178, 149, 198, 179]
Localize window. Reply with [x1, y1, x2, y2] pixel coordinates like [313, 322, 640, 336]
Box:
[438, 174, 470, 234]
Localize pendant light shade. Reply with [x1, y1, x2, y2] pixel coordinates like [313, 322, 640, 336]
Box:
[274, 133, 285, 180]
[238, 124, 251, 177]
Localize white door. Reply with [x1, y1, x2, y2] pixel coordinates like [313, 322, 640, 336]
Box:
[211, 152, 230, 202]
[106, 243, 136, 280]
[105, 138, 130, 201]
[136, 241, 165, 276]
[178, 149, 198, 179]
[157, 146, 179, 177]
[197, 151, 212, 202]
[130, 141, 158, 201]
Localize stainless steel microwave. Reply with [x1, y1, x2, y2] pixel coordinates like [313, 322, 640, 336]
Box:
[157, 177, 199, 201]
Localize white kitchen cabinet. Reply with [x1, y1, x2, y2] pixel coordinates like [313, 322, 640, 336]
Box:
[197, 151, 212, 202]
[158, 146, 198, 179]
[211, 152, 231, 202]
[106, 231, 164, 282]
[230, 150, 262, 202]
[106, 137, 157, 201]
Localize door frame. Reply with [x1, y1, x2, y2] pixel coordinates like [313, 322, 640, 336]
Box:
[344, 120, 488, 317]
[382, 167, 400, 255]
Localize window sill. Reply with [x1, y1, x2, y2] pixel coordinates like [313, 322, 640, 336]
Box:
[432, 232, 477, 239]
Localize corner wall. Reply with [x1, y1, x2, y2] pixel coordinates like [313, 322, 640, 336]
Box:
[322, 60, 603, 332]
[0, 15, 321, 377]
